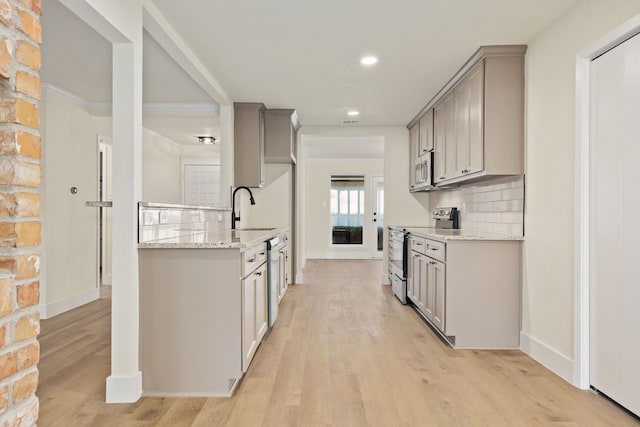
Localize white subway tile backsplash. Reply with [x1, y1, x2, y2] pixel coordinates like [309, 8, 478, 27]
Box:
[429, 175, 524, 237]
[502, 187, 524, 201]
[511, 200, 524, 212]
[493, 201, 508, 211]
[477, 202, 494, 212]
[503, 212, 524, 224]
[472, 192, 486, 203]
[485, 190, 502, 202]
[485, 212, 503, 223]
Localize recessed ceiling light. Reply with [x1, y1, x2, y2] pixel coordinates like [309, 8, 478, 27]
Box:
[360, 56, 378, 66]
[347, 110, 360, 117]
[197, 136, 217, 144]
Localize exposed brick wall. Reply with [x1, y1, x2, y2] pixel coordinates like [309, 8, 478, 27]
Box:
[0, 0, 41, 425]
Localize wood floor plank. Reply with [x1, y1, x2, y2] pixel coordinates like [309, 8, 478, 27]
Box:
[37, 261, 640, 426]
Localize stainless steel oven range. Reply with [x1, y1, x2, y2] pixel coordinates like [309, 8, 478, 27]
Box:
[388, 226, 408, 304]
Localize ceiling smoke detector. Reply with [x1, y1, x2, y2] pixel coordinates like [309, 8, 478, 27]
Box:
[197, 136, 217, 144]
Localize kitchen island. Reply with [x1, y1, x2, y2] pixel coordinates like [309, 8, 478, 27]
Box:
[138, 202, 287, 397]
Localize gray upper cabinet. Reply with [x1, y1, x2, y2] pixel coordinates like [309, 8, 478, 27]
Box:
[234, 102, 266, 188]
[409, 123, 419, 190]
[409, 45, 526, 189]
[418, 108, 434, 159]
[264, 109, 300, 164]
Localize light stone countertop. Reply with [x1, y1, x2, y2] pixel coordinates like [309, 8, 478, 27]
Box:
[138, 227, 287, 250]
[139, 201, 231, 211]
[403, 227, 524, 242]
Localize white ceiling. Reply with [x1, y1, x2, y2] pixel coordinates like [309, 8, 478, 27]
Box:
[304, 136, 385, 159]
[151, 0, 581, 126]
[39, 0, 581, 147]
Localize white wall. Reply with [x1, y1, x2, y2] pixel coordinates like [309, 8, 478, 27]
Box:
[297, 127, 430, 281]
[40, 88, 111, 315]
[523, 0, 640, 380]
[141, 129, 181, 203]
[304, 158, 384, 259]
[243, 164, 292, 231]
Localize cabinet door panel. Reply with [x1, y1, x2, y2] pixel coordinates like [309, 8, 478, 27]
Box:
[432, 261, 446, 332]
[467, 63, 484, 174]
[419, 109, 434, 156]
[423, 258, 433, 320]
[408, 252, 420, 303]
[444, 92, 457, 180]
[419, 255, 427, 313]
[455, 80, 469, 178]
[255, 264, 268, 342]
[242, 275, 257, 372]
[409, 125, 419, 189]
[434, 102, 446, 183]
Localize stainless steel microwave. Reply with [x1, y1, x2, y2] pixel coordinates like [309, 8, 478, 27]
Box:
[414, 152, 433, 188]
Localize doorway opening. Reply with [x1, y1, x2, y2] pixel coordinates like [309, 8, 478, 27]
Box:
[371, 176, 384, 259]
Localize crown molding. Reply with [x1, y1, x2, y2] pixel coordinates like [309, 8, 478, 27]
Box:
[41, 82, 220, 116]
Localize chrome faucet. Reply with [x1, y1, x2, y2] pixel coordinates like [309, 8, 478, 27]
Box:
[231, 186, 256, 230]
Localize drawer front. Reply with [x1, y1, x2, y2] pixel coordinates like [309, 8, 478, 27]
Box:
[425, 239, 445, 262]
[242, 242, 267, 276]
[409, 236, 427, 255]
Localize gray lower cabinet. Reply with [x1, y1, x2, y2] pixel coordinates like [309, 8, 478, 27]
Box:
[241, 261, 267, 372]
[139, 248, 243, 396]
[407, 235, 521, 349]
[139, 241, 269, 397]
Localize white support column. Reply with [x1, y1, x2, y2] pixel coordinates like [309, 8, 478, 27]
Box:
[220, 104, 234, 207]
[106, 39, 143, 403]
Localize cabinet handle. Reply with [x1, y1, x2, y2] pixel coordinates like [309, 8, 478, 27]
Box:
[429, 248, 439, 251]
[248, 258, 256, 263]
[256, 271, 262, 276]
[259, 252, 266, 255]
[439, 176, 446, 180]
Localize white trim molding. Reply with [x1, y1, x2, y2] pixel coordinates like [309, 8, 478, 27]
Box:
[574, 12, 640, 390]
[295, 273, 304, 284]
[520, 332, 573, 384]
[106, 372, 142, 403]
[381, 274, 390, 285]
[39, 288, 100, 320]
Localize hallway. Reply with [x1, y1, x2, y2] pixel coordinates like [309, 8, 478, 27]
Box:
[38, 260, 638, 426]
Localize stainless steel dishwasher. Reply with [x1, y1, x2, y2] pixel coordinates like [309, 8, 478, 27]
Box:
[266, 234, 286, 329]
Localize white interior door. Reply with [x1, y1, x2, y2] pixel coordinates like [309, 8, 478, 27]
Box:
[590, 32, 640, 417]
[371, 176, 384, 258]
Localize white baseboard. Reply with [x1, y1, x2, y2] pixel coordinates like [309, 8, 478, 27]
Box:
[295, 273, 304, 284]
[381, 274, 390, 285]
[39, 287, 100, 319]
[520, 331, 573, 384]
[106, 371, 142, 403]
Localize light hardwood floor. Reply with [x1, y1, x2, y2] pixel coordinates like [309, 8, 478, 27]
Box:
[38, 260, 639, 426]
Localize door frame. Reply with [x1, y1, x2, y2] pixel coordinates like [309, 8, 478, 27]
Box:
[371, 175, 384, 259]
[97, 134, 112, 286]
[574, 13, 640, 389]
